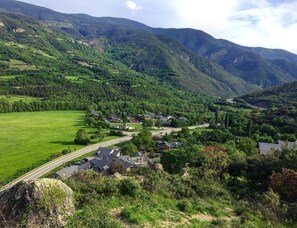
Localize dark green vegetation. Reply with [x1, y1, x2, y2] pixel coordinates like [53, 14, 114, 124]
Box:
[0, 1, 296, 226]
[0, 0, 258, 98]
[59, 105, 297, 227]
[238, 81, 297, 108]
[149, 29, 297, 88]
[1, 0, 297, 94]
[0, 12, 212, 115]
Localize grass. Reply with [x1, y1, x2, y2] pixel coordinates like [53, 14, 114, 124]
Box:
[0, 95, 42, 102]
[0, 75, 19, 81]
[9, 59, 36, 70]
[65, 76, 84, 83]
[0, 111, 94, 186]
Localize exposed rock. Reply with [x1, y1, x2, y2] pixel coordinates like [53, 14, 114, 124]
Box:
[135, 175, 145, 183]
[113, 172, 124, 180]
[13, 28, 25, 33]
[154, 163, 164, 172]
[0, 21, 4, 27]
[182, 171, 190, 178]
[0, 178, 75, 228]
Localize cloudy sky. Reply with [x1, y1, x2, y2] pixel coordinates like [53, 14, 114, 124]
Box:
[19, 0, 297, 53]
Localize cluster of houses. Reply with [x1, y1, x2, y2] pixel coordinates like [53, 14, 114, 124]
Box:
[51, 147, 147, 179]
[91, 111, 188, 127]
[258, 140, 297, 155]
[51, 138, 297, 179]
[51, 140, 180, 179]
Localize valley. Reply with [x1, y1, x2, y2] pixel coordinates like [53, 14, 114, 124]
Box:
[0, 0, 296, 227]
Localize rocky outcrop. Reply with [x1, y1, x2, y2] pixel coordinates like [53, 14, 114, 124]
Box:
[0, 21, 4, 28]
[13, 28, 25, 33]
[153, 163, 164, 172]
[0, 178, 75, 228]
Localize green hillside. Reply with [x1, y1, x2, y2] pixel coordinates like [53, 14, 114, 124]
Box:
[0, 12, 214, 115]
[0, 0, 258, 97]
[238, 81, 297, 108]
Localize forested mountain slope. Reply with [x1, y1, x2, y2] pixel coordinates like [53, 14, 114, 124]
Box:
[148, 28, 297, 88]
[0, 0, 257, 97]
[0, 12, 215, 114]
[238, 81, 297, 109]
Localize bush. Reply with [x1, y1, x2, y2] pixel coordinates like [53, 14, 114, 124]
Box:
[109, 130, 124, 136]
[67, 205, 123, 228]
[120, 178, 141, 198]
[177, 199, 192, 212]
[102, 178, 120, 196]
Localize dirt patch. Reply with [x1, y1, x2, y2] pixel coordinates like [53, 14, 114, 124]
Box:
[109, 208, 131, 228]
[77, 61, 93, 68]
[191, 213, 214, 221]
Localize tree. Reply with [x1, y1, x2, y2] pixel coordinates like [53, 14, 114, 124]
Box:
[247, 118, 252, 137]
[236, 137, 258, 156]
[224, 113, 230, 128]
[142, 119, 154, 129]
[215, 107, 220, 124]
[132, 130, 155, 152]
[228, 151, 247, 186]
[161, 148, 196, 174]
[121, 142, 138, 156]
[108, 159, 125, 174]
[155, 118, 162, 128]
[269, 168, 297, 202]
[121, 112, 128, 130]
[74, 129, 90, 145]
[195, 146, 229, 180]
[259, 189, 287, 225]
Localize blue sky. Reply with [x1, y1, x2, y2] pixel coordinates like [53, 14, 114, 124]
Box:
[19, 0, 297, 53]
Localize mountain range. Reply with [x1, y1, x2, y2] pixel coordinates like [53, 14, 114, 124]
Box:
[0, 0, 297, 99]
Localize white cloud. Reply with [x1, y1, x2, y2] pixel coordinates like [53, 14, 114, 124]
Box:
[126, 1, 142, 11]
[172, 0, 297, 53]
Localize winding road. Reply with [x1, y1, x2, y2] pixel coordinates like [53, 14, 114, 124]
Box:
[0, 124, 208, 192]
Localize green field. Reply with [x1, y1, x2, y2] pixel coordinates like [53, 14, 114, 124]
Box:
[0, 95, 41, 103]
[0, 111, 92, 185]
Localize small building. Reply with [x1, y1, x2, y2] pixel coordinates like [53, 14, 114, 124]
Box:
[78, 161, 91, 171]
[93, 147, 121, 158]
[178, 117, 188, 121]
[52, 165, 79, 179]
[118, 155, 136, 170]
[157, 141, 180, 152]
[89, 155, 117, 172]
[258, 141, 297, 155]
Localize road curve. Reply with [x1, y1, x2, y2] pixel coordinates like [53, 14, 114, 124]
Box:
[0, 124, 208, 192]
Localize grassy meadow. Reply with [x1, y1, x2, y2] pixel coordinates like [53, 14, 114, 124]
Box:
[0, 111, 91, 186]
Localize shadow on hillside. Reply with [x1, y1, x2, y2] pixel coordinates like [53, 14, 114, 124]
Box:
[50, 141, 74, 146]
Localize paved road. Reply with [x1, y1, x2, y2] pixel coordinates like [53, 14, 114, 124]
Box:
[0, 124, 208, 192]
[226, 98, 267, 110]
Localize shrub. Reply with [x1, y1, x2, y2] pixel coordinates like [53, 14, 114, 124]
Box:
[269, 168, 297, 203]
[120, 178, 141, 198]
[67, 205, 122, 228]
[177, 199, 192, 212]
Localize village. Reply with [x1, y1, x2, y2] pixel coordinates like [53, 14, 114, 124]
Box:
[50, 140, 180, 179]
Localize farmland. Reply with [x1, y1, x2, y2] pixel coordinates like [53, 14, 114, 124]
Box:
[0, 111, 90, 185]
